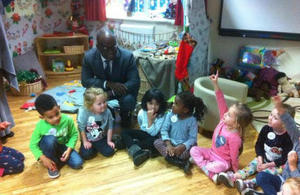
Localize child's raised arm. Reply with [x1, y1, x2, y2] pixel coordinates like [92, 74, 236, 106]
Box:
[209, 71, 220, 91]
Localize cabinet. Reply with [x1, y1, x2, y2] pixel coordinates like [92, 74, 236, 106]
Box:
[35, 33, 89, 79]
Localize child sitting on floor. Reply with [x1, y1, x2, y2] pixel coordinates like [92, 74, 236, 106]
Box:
[243, 96, 300, 195]
[154, 91, 206, 174]
[77, 87, 115, 160]
[190, 72, 253, 183]
[218, 96, 294, 193]
[121, 88, 167, 166]
[0, 121, 24, 177]
[30, 94, 83, 179]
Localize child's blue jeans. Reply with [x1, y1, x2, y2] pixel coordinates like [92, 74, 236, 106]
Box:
[256, 172, 283, 195]
[39, 135, 83, 169]
[79, 137, 114, 160]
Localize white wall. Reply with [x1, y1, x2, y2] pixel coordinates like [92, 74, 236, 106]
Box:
[208, 0, 300, 78]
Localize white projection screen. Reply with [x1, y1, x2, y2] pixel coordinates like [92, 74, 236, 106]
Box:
[219, 0, 300, 41]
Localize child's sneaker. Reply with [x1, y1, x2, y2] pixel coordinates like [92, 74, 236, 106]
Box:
[189, 156, 195, 164]
[212, 174, 220, 185]
[218, 171, 235, 188]
[48, 169, 60, 179]
[235, 179, 256, 193]
[241, 188, 264, 195]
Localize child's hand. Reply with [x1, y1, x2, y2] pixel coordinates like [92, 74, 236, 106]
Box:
[107, 141, 115, 149]
[174, 144, 186, 157]
[166, 145, 175, 156]
[0, 121, 11, 130]
[83, 140, 92, 149]
[60, 148, 71, 162]
[257, 163, 269, 172]
[288, 151, 298, 171]
[209, 71, 220, 90]
[272, 96, 285, 115]
[40, 155, 57, 171]
[147, 109, 157, 122]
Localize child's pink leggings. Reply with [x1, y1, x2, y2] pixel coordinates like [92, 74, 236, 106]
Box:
[190, 146, 230, 179]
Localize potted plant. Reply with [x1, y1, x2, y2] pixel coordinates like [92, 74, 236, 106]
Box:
[11, 69, 43, 96]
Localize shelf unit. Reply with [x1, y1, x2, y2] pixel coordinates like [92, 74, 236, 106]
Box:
[35, 33, 89, 79]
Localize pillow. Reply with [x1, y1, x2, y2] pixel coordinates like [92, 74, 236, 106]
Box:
[239, 46, 284, 69]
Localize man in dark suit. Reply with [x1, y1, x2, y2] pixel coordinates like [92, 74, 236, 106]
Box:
[81, 27, 140, 127]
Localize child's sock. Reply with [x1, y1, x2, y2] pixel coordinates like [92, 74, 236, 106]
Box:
[200, 166, 210, 177]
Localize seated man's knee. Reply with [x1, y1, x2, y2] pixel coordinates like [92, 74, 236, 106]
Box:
[119, 94, 136, 111]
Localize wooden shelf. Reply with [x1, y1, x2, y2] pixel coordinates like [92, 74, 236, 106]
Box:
[39, 52, 85, 56]
[45, 67, 81, 79]
[35, 33, 88, 80]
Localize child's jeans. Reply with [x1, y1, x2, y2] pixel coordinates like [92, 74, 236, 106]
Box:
[39, 135, 83, 169]
[256, 172, 283, 195]
[190, 146, 230, 179]
[0, 146, 24, 176]
[153, 138, 190, 160]
[79, 137, 114, 160]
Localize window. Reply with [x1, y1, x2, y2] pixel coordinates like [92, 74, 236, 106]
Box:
[106, 0, 172, 21]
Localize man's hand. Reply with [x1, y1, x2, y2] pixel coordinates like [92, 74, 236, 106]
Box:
[40, 155, 57, 171]
[174, 144, 186, 157]
[288, 151, 298, 172]
[107, 81, 127, 96]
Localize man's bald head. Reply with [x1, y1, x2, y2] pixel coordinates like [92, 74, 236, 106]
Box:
[96, 28, 117, 60]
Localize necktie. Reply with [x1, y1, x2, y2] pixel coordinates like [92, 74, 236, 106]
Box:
[104, 60, 110, 79]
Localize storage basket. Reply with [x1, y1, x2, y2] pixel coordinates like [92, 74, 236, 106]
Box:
[137, 64, 152, 102]
[11, 80, 42, 96]
[64, 45, 84, 54]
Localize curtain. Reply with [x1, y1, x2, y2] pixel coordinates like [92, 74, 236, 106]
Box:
[84, 0, 106, 21]
[187, 0, 210, 86]
[175, 0, 183, 26]
[0, 1, 17, 136]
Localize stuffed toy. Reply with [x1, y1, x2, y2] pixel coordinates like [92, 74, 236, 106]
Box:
[275, 72, 299, 98]
[248, 82, 271, 101]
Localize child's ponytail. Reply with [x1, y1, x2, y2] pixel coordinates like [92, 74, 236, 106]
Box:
[193, 96, 206, 122]
[177, 91, 206, 122]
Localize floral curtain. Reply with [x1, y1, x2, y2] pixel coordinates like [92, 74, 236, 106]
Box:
[187, 0, 210, 85]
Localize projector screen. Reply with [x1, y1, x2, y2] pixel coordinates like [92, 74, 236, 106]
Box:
[219, 0, 300, 41]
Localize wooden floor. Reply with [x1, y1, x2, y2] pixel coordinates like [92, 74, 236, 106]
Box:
[0, 78, 258, 195]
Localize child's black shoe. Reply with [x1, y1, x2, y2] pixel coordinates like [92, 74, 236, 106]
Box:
[133, 149, 150, 166]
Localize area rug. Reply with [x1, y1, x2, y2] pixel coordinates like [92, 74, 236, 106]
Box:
[24, 80, 119, 113]
[247, 97, 300, 132]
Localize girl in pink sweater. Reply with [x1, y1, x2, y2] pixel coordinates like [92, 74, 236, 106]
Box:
[190, 72, 253, 183]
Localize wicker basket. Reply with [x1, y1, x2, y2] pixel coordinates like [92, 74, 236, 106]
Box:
[11, 80, 42, 96]
[137, 64, 152, 102]
[64, 45, 84, 54]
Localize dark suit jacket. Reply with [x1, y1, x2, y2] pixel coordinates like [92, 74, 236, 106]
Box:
[81, 47, 140, 96]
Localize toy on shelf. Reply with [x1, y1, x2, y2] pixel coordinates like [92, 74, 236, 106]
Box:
[275, 72, 299, 98]
[52, 59, 65, 72]
[65, 60, 74, 71]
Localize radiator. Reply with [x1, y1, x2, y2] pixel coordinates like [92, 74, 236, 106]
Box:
[116, 24, 155, 50]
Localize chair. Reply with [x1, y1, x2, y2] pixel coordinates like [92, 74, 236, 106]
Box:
[194, 77, 248, 132]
